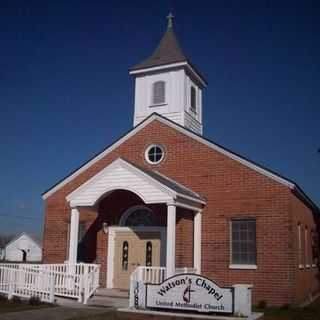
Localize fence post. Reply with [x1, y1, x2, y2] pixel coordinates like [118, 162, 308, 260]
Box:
[83, 268, 89, 304]
[49, 273, 55, 304]
[8, 269, 14, 300]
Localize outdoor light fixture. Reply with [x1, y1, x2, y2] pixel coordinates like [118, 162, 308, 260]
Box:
[102, 222, 108, 234]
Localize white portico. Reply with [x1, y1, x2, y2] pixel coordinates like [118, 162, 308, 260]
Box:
[66, 158, 205, 287]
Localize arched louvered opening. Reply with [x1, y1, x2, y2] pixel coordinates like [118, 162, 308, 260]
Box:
[152, 81, 166, 105]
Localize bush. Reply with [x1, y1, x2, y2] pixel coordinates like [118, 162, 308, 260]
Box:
[281, 303, 291, 310]
[29, 296, 41, 306]
[10, 296, 22, 304]
[0, 293, 8, 302]
[257, 300, 267, 309]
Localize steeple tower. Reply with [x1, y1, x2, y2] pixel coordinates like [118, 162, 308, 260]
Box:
[130, 14, 207, 135]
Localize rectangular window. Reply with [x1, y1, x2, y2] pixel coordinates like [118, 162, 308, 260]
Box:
[190, 86, 196, 112]
[298, 223, 303, 268]
[152, 81, 165, 105]
[311, 230, 319, 267]
[305, 227, 310, 268]
[230, 219, 256, 266]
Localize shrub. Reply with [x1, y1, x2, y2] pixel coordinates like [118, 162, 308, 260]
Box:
[10, 296, 22, 304]
[29, 296, 41, 306]
[280, 303, 291, 310]
[257, 300, 267, 309]
[0, 293, 8, 302]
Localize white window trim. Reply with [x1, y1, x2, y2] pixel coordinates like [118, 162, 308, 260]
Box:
[190, 85, 197, 113]
[229, 219, 257, 268]
[305, 226, 309, 268]
[298, 223, 302, 268]
[145, 144, 165, 165]
[229, 264, 257, 270]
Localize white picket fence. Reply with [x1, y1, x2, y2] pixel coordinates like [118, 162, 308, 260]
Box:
[0, 266, 54, 303]
[0, 263, 100, 304]
[130, 266, 197, 285]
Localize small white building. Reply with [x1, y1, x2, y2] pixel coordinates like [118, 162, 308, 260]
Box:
[0, 247, 4, 260]
[4, 233, 42, 262]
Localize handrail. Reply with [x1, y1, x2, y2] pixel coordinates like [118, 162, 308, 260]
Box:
[0, 262, 100, 304]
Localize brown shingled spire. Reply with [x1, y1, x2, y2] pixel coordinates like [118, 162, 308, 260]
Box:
[131, 13, 188, 70]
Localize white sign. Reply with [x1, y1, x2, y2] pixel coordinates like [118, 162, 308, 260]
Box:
[146, 274, 233, 314]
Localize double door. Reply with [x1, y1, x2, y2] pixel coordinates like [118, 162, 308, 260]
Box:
[113, 231, 161, 289]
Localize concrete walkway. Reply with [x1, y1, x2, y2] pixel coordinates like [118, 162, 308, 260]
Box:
[0, 289, 128, 320]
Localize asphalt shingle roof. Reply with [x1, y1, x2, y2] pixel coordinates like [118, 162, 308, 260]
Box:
[131, 26, 188, 70]
[127, 160, 206, 203]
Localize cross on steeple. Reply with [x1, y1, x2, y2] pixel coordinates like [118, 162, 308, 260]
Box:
[167, 12, 174, 29]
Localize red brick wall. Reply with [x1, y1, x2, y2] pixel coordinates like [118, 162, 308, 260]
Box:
[176, 209, 194, 268]
[290, 192, 320, 304]
[42, 119, 319, 306]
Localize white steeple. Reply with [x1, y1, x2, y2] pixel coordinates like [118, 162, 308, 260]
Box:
[129, 14, 207, 135]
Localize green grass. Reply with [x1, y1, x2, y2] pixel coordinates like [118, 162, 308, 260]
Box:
[0, 299, 53, 314]
[255, 297, 320, 320]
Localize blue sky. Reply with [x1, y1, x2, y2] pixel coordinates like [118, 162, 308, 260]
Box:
[0, 1, 319, 236]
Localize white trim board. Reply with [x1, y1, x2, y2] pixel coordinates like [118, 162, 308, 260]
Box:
[43, 113, 300, 201]
[66, 158, 204, 207]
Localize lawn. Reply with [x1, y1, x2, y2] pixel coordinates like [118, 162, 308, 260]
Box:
[66, 298, 320, 320]
[257, 297, 320, 320]
[0, 297, 53, 314]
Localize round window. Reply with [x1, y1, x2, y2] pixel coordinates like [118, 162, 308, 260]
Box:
[145, 145, 164, 164]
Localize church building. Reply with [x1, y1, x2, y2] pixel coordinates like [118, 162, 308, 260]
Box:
[42, 15, 319, 306]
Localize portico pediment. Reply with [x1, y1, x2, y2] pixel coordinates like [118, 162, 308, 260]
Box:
[66, 158, 205, 209]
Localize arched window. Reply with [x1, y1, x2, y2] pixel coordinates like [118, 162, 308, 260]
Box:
[190, 86, 196, 111]
[146, 241, 152, 266]
[152, 81, 165, 105]
[120, 206, 158, 226]
[122, 241, 129, 270]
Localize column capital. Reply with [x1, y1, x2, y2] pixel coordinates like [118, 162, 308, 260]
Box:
[166, 201, 176, 207]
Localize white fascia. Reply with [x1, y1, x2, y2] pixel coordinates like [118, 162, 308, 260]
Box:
[129, 62, 207, 88]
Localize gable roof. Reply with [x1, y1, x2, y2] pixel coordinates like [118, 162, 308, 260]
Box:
[42, 113, 319, 213]
[5, 232, 42, 249]
[125, 160, 206, 203]
[66, 157, 205, 208]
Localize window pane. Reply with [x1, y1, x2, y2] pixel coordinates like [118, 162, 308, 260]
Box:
[190, 87, 196, 111]
[122, 241, 129, 271]
[146, 241, 152, 267]
[153, 81, 165, 104]
[231, 219, 256, 265]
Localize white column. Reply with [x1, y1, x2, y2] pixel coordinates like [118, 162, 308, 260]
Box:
[166, 204, 176, 278]
[68, 207, 80, 264]
[194, 211, 202, 274]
